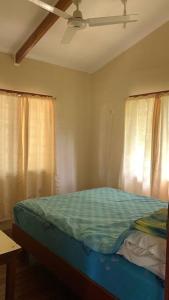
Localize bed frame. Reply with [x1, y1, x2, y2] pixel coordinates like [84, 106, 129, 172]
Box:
[12, 224, 118, 300]
[13, 205, 169, 300]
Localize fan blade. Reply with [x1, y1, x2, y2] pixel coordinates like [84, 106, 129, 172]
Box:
[86, 14, 138, 27]
[28, 0, 71, 19]
[61, 27, 78, 44]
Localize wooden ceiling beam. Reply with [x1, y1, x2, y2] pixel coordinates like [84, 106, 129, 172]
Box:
[15, 0, 72, 64]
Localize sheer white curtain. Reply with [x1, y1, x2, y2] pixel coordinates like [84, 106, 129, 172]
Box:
[0, 92, 56, 221]
[120, 93, 169, 201]
[120, 96, 155, 196]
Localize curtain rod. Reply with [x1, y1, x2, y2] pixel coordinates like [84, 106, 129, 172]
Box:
[130, 89, 169, 98]
[0, 88, 54, 99]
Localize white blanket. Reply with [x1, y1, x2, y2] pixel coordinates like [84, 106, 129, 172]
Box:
[117, 230, 166, 279]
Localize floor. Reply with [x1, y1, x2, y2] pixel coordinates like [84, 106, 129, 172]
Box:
[0, 252, 79, 300]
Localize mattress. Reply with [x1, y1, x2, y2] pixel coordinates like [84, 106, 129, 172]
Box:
[14, 188, 166, 300]
[13, 188, 167, 254]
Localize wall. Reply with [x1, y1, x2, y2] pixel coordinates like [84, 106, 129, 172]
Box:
[0, 20, 169, 197]
[0, 53, 92, 194]
[91, 21, 169, 188]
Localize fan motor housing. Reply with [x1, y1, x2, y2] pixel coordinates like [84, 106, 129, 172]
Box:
[67, 6, 86, 29]
[68, 17, 86, 29]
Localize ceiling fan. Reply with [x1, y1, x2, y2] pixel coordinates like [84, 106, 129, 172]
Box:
[28, 0, 138, 44]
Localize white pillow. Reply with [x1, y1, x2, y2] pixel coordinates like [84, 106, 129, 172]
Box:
[117, 230, 166, 279]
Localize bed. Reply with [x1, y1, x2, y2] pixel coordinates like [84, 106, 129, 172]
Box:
[12, 187, 168, 300]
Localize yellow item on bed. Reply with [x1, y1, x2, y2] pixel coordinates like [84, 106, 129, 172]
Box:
[133, 208, 167, 239]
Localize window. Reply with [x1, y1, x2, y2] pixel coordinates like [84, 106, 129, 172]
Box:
[0, 91, 56, 221]
[120, 92, 169, 201]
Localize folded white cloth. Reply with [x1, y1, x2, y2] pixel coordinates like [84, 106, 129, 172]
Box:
[117, 230, 166, 279]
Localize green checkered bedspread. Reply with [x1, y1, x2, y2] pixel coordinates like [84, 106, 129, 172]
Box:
[14, 188, 167, 254]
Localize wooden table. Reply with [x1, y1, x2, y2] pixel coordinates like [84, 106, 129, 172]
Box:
[0, 230, 21, 300]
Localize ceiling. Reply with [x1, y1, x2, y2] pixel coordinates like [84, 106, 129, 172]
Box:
[0, 0, 169, 73]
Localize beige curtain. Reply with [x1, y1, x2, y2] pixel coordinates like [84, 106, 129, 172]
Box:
[0, 92, 56, 221]
[120, 93, 169, 201]
[120, 97, 155, 196]
[152, 94, 169, 200]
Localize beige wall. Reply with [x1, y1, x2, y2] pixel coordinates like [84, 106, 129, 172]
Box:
[91, 21, 169, 188]
[0, 21, 169, 196]
[0, 53, 92, 194]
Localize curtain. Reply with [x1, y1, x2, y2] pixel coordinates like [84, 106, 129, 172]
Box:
[152, 94, 169, 200]
[120, 97, 155, 196]
[0, 92, 56, 221]
[120, 92, 169, 201]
